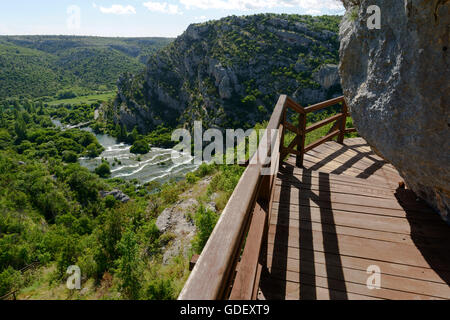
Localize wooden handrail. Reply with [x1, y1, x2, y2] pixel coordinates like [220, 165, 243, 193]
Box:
[304, 96, 344, 113]
[178, 95, 287, 300]
[179, 95, 357, 300]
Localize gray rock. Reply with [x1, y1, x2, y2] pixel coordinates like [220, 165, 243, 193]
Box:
[313, 64, 340, 90]
[339, 0, 450, 221]
[156, 197, 198, 264]
[100, 189, 130, 203]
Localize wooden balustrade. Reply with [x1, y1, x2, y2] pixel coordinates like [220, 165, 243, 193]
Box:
[179, 95, 356, 300]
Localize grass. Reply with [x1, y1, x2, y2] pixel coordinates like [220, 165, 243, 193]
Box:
[47, 92, 116, 106]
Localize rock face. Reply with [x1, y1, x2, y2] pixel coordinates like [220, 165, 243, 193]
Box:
[109, 14, 343, 132]
[339, 0, 449, 221]
[100, 189, 130, 203]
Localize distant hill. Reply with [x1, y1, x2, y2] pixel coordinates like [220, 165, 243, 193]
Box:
[0, 36, 173, 100]
[109, 14, 343, 132]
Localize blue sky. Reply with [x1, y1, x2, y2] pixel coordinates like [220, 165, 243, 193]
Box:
[0, 1, 345, 37]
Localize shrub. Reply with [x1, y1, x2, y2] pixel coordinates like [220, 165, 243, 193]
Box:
[62, 150, 78, 163]
[130, 140, 150, 155]
[95, 162, 111, 178]
[144, 278, 175, 300]
[116, 230, 142, 300]
[104, 195, 116, 208]
[186, 172, 199, 184]
[192, 205, 219, 254]
[0, 267, 22, 296]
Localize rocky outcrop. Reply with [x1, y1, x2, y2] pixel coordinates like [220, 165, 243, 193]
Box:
[314, 64, 340, 90]
[100, 189, 130, 203]
[339, 0, 449, 221]
[110, 14, 343, 132]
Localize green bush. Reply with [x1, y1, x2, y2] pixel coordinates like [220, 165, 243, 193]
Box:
[104, 195, 117, 208]
[130, 140, 150, 155]
[0, 267, 22, 296]
[95, 162, 111, 178]
[62, 150, 78, 163]
[116, 230, 142, 300]
[186, 172, 199, 184]
[192, 205, 219, 254]
[144, 278, 175, 300]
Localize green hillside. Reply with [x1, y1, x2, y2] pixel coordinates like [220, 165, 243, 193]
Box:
[0, 36, 173, 100]
[110, 14, 343, 133]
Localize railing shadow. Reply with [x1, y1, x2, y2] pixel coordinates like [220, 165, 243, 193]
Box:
[395, 188, 450, 286]
[260, 163, 348, 300]
[259, 164, 293, 300]
[303, 142, 390, 182]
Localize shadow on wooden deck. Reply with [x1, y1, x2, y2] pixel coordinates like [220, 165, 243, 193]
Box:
[259, 140, 450, 300]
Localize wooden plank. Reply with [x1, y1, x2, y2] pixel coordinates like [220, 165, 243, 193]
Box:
[338, 101, 348, 144]
[272, 200, 439, 222]
[272, 184, 430, 212]
[275, 177, 396, 199]
[301, 158, 402, 188]
[270, 206, 450, 240]
[322, 139, 388, 163]
[266, 230, 450, 270]
[285, 96, 305, 114]
[304, 130, 340, 153]
[263, 268, 448, 300]
[280, 166, 399, 189]
[230, 203, 267, 300]
[266, 252, 450, 286]
[296, 112, 307, 168]
[308, 144, 401, 176]
[266, 261, 450, 299]
[268, 221, 450, 251]
[179, 95, 287, 300]
[284, 121, 302, 135]
[302, 152, 400, 179]
[284, 147, 302, 157]
[259, 278, 381, 300]
[304, 96, 345, 114]
[312, 142, 401, 175]
[305, 113, 343, 134]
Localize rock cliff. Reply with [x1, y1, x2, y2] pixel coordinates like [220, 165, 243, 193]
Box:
[109, 14, 343, 132]
[339, 0, 449, 221]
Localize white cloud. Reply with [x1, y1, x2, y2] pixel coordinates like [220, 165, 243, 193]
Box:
[179, 0, 344, 12]
[93, 3, 137, 15]
[143, 2, 183, 15]
[194, 15, 208, 21]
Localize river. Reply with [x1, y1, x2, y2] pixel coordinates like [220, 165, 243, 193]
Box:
[52, 120, 199, 185]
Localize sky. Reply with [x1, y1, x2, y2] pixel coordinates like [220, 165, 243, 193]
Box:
[0, 1, 345, 38]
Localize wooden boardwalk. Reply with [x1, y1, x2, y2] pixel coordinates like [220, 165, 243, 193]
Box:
[258, 138, 450, 300]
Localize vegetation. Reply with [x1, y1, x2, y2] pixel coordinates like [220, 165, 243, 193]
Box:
[0, 36, 173, 100]
[0, 14, 359, 301]
[108, 14, 343, 133]
[0, 97, 250, 300]
[130, 140, 151, 155]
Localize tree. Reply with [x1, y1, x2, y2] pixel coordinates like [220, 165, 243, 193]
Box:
[116, 230, 142, 300]
[192, 205, 219, 254]
[128, 126, 139, 144]
[14, 114, 27, 143]
[62, 151, 78, 163]
[130, 140, 150, 155]
[95, 162, 111, 178]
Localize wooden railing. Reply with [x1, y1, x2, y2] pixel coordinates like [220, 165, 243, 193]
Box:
[179, 95, 354, 300]
[0, 261, 40, 300]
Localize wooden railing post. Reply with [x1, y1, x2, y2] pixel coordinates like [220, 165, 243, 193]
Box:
[338, 99, 348, 145]
[296, 112, 307, 168]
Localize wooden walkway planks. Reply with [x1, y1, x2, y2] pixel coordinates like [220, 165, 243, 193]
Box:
[258, 138, 450, 300]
